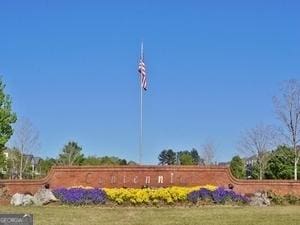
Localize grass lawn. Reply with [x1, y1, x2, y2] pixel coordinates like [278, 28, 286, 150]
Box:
[0, 205, 299, 225]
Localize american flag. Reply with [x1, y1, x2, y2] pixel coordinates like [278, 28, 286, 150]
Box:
[138, 45, 147, 91]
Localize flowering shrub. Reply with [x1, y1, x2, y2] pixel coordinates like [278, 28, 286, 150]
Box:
[104, 185, 217, 205]
[53, 188, 106, 205]
[187, 187, 249, 204]
[53, 185, 247, 206]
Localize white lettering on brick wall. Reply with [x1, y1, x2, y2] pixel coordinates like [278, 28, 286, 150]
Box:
[158, 176, 164, 184]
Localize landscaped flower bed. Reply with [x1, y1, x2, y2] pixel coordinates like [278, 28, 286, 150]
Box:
[53, 188, 106, 205]
[52, 185, 249, 206]
[104, 185, 216, 205]
[187, 187, 250, 205]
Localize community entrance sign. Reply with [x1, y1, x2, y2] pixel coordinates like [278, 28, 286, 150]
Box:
[1, 166, 300, 196]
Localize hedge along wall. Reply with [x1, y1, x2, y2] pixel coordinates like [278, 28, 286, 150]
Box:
[1, 166, 300, 196]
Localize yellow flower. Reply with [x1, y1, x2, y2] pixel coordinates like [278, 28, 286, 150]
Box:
[104, 185, 217, 205]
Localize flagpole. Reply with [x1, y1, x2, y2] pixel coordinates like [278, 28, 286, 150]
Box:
[139, 78, 143, 165]
[139, 42, 144, 165]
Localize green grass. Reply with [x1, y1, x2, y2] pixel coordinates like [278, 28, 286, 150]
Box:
[0, 205, 300, 225]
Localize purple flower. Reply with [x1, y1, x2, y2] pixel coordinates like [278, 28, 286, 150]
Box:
[187, 188, 213, 203]
[198, 188, 212, 199]
[53, 188, 106, 205]
[212, 187, 250, 204]
[187, 190, 200, 203]
[212, 187, 228, 203]
[187, 187, 249, 204]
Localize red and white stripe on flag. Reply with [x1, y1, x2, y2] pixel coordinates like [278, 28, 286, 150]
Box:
[138, 59, 147, 91]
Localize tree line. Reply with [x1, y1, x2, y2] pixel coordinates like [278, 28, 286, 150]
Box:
[158, 149, 202, 165]
[231, 79, 300, 180]
[230, 145, 300, 180]
[157, 140, 217, 166]
[4, 141, 136, 179]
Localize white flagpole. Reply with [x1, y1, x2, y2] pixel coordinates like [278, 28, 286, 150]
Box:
[139, 42, 144, 165]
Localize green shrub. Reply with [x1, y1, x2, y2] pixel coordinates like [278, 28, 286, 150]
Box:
[284, 194, 299, 205]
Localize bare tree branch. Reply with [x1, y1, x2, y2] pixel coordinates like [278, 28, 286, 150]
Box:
[273, 79, 300, 180]
[238, 123, 277, 180]
[11, 117, 40, 179]
[201, 140, 216, 165]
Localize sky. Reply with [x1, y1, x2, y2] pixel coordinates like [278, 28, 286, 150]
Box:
[0, 0, 300, 164]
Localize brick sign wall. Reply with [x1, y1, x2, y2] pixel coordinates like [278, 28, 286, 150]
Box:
[1, 166, 300, 196]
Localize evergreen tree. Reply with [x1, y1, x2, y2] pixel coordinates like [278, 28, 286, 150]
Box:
[0, 78, 17, 169]
[230, 155, 245, 179]
[158, 149, 176, 165]
[58, 141, 84, 166]
[190, 148, 201, 165]
[265, 146, 300, 179]
[179, 153, 194, 165]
